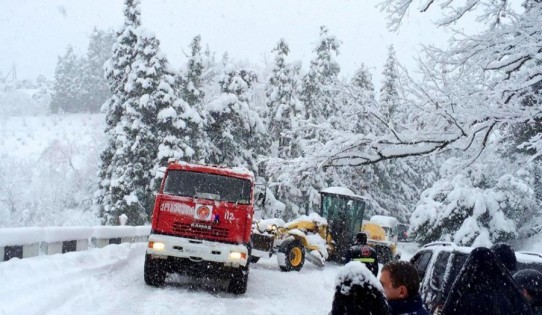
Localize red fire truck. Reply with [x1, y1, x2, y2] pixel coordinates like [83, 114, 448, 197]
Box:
[144, 162, 255, 294]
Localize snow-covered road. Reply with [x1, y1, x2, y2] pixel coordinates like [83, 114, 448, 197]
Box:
[0, 243, 419, 315]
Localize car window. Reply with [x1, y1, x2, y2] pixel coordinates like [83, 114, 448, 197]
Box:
[411, 250, 433, 280]
[430, 251, 450, 291]
[441, 252, 468, 294]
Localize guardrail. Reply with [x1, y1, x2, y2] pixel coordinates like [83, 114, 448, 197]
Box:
[0, 226, 151, 262]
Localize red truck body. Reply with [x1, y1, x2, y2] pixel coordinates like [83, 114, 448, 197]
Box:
[144, 162, 255, 294]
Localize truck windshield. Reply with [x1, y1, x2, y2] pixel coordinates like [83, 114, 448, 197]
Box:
[163, 170, 252, 204]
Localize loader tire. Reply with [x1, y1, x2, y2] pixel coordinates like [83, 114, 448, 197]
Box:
[144, 254, 166, 287]
[278, 240, 305, 272]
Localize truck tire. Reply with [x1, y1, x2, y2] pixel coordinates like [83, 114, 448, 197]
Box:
[277, 240, 305, 272]
[227, 266, 249, 294]
[144, 254, 166, 287]
[249, 255, 260, 263]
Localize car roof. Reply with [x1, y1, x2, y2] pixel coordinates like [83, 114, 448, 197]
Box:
[418, 242, 542, 264]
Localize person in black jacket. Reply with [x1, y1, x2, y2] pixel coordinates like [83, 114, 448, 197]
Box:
[441, 247, 532, 315]
[514, 269, 542, 315]
[344, 232, 379, 276]
[379, 261, 429, 315]
[491, 242, 517, 274]
[331, 261, 390, 315]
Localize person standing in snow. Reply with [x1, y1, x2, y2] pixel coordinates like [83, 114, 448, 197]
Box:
[344, 232, 379, 276]
[379, 261, 429, 315]
[514, 269, 542, 315]
[441, 247, 532, 315]
[491, 242, 517, 274]
[331, 261, 390, 315]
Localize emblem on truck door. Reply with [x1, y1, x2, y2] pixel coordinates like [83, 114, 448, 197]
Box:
[195, 204, 213, 221]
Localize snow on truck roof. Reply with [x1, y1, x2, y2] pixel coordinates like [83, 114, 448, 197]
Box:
[167, 161, 254, 181]
[319, 187, 367, 200]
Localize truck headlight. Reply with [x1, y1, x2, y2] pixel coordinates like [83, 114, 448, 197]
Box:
[149, 241, 165, 251]
[229, 252, 247, 260]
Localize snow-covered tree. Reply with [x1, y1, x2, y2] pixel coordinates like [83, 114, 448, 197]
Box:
[206, 65, 268, 173]
[50, 45, 84, 113]
[182, 35, 205, 108]
[411, 168, 537, 247]
[80, 28, 116, 113]
[96, 0, 146, 225]
[380, 45, 399, 124]
[300, 26, 341, 124]
[265, 39, 302, 159]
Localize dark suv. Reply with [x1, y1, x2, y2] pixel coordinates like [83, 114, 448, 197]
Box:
[410, 242, 542, 314]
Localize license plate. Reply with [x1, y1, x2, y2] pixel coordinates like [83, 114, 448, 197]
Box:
[184, 247, 204, 254]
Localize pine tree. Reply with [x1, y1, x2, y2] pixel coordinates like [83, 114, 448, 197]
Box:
[96, 0, 143, 225]
[300, 26, 341, 124]
[80, 28, 116, 113]
[206, 65, 267, 173]
[50, 45, 84, 113]
[178, 35, 207, 163]
[380, 45, 400, 124]
[265, 39, 302, 159]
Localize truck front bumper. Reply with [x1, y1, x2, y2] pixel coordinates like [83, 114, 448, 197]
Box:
[145, 233, 248, 268]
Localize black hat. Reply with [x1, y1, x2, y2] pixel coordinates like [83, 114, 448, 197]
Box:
[514, 269, 542, 307]
[490, 243, 517, 272]
[355, 232, 367, 245]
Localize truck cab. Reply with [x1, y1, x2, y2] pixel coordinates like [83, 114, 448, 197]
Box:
[144, 162, 254, 294]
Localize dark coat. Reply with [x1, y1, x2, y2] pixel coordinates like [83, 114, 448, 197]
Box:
[331, 281, 390, 315]
[441, 247, 533, 315]
[388, 295, 429, 315]
[344, 244, 379, 276]
[331, 262, 389, 315]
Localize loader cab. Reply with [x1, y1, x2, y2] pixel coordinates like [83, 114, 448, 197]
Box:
[318, 187, 369, 262]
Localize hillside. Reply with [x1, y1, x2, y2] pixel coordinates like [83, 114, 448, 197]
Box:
[0, 113, 106, 227]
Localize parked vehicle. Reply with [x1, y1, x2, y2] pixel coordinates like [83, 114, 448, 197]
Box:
[410, 242, 542, 314]
[144, 162, 255, 294]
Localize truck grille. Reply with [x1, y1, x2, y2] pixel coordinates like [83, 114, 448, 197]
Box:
[172, 222, 229, 239]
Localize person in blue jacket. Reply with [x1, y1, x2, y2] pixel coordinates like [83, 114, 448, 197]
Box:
[379, 261, 429, 315]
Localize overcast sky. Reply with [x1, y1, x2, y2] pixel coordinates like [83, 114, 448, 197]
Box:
[0, 0, 464, 84]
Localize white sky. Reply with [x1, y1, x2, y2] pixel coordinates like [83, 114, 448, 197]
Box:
[0, 0, 463, 83]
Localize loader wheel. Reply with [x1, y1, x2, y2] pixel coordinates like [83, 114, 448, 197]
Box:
[144, 254, 166, 287]
[278, 240, 305, 272]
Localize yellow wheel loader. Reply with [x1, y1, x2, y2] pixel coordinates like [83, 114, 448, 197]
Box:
[250, 213, 332, 271]
[250, 187, 371, 270]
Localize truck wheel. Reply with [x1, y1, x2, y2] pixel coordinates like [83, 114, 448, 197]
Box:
[249, 255, 260, 263]
[227, 267, 249, 294]
[278, 240, 305, 272]
[144, 254, 166, 287]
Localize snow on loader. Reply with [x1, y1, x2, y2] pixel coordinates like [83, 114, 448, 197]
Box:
[250, 213, 331, 271]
